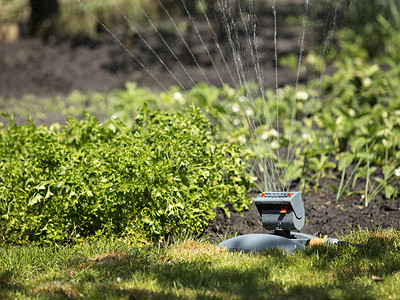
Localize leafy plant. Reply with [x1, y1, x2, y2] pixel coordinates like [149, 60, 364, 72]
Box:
[0, 107, 253, 245]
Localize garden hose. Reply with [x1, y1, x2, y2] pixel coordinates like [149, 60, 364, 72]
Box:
[307, 237, 365, 248]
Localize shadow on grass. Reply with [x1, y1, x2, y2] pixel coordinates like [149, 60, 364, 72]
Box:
[78, 242, 398, 300]
[0, 270, 28, 299]
[304, 234, 400, 280]
[22, 233, 397, 299]
[281, 284, 377, 300]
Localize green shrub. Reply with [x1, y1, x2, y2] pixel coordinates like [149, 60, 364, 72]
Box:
[0, 107, 252, 245]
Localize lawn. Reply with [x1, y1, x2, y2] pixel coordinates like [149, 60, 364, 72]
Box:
[1, 229, 399, 299]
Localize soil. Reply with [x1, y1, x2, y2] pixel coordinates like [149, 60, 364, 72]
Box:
[0, 17, 314, 99]
[1, 16, 399, 242]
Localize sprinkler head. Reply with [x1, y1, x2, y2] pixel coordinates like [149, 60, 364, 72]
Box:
[218, 192, 315, 252]
[254, 192, 305, 235]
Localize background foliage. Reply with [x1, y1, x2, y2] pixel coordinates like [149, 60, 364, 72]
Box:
[1, 0, 398, 49]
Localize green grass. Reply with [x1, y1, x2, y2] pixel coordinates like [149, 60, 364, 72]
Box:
[1, 229, 399, 299]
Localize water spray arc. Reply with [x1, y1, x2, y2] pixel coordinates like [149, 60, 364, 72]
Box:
[74, 0, 344, 247]
[79, 0, 334, 192]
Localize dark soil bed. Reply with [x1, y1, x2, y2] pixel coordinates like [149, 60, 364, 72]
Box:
[0, 16, 316, 99]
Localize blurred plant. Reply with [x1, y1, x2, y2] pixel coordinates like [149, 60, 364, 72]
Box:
[341, 0, 400, 58]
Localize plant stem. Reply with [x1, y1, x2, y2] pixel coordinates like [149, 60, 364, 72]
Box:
[336, 167, 346, 203]
[365, 143, 370, 206]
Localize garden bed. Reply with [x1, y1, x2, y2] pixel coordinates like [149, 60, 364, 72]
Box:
[1, 23, 399, 243]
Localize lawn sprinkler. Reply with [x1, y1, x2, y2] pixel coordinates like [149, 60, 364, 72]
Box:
[218, 192, 346, 252]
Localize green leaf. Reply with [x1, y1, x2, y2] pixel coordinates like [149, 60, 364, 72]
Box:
[29, 194, 43, 206]
[338, 154, 353, 171]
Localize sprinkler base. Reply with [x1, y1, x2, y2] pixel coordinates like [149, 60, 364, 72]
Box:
[218, 232, 318, 253]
